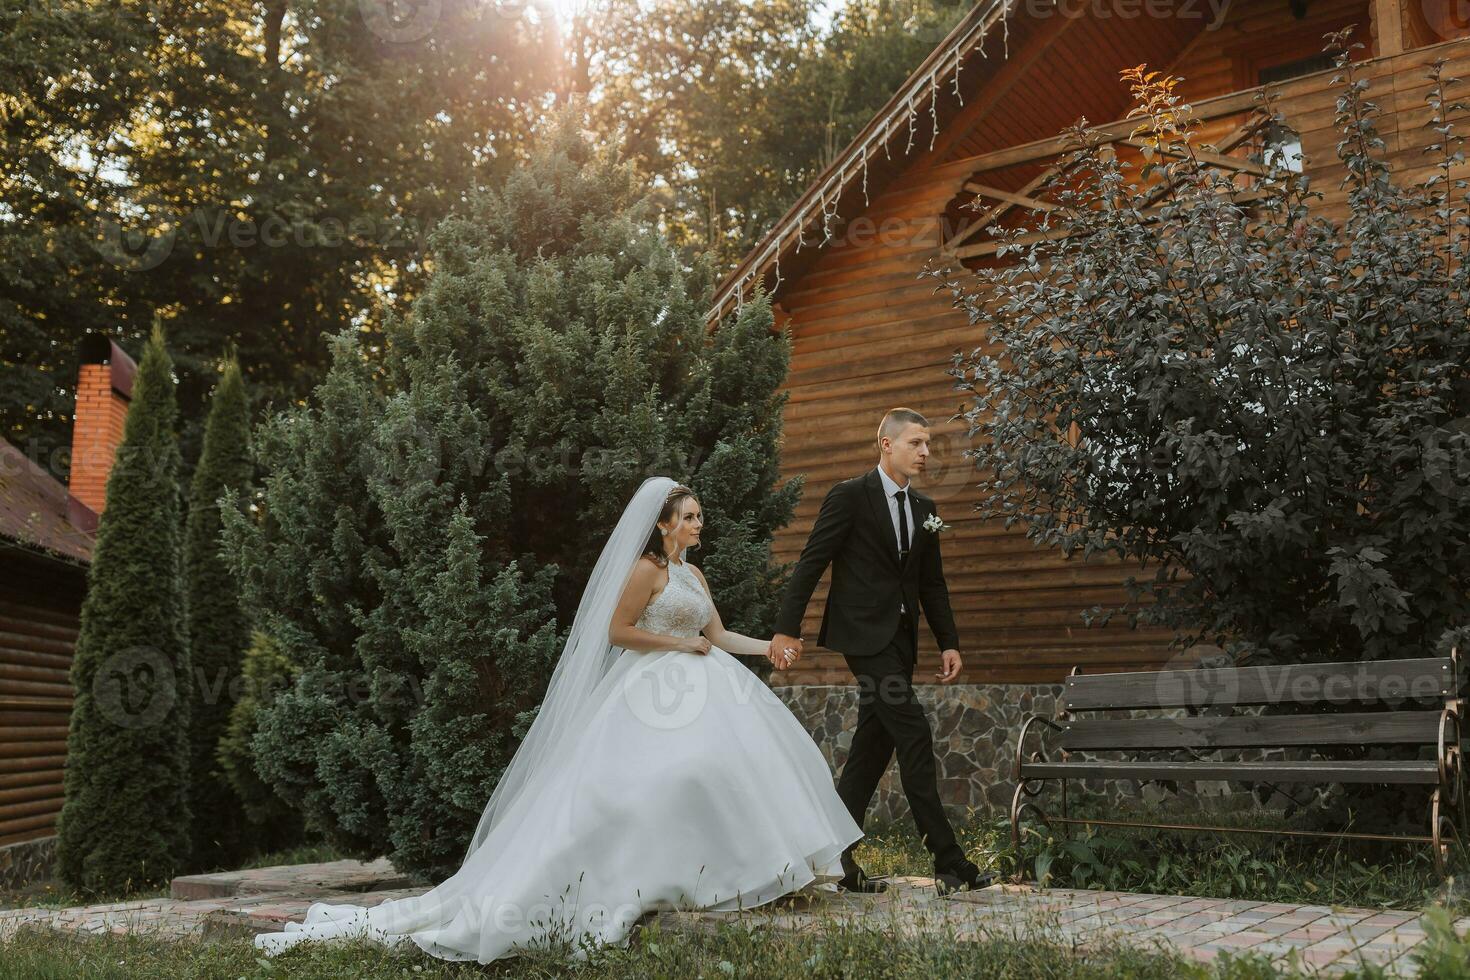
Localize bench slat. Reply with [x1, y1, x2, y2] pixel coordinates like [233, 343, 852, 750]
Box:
[1059, 710, 1441, 750]
[1061, 658, 1454, 711]
[1019, 759, 1440, 785]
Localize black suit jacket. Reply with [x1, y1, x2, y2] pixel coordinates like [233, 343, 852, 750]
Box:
[775, 467, 961, 658]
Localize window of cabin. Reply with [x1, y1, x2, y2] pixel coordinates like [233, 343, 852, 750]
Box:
[1257, 52, 1337, 86]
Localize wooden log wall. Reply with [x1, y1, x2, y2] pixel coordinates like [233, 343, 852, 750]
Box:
[769, 2, 1470, 686]
[0, 556, 82, 847]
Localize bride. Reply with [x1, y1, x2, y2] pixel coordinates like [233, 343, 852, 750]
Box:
[254, 477, 864, 963]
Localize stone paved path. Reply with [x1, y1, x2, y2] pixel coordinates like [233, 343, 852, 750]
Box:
[653, 876, 1468, 977]
[0, 858, 418, 943]
[1, 860, 1466, 975]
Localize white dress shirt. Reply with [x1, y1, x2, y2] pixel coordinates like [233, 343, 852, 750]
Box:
[875, 465, 916, 556]
[876, 465, 914, 614]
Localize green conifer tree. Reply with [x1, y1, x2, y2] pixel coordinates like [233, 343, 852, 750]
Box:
[57, 325, 192, 896]
[216, 631, 302, 851]
[222, 106, 800, 878]
[182, 358, 253, 869]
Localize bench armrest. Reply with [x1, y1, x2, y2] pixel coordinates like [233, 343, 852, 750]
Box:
[1438, 704, 1462, 802]
[1014, 714, 1065, 782]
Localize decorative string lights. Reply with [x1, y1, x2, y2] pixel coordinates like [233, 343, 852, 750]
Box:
[709, 0, 1015, 324]
[929, 73, 940, 151]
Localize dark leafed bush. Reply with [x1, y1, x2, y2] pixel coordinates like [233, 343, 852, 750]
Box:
[939, 35, 1470, 666]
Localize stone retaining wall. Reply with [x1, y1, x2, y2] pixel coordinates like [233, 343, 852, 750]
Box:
[0, 835, 55, 892]
[772, 683, 1063, 825]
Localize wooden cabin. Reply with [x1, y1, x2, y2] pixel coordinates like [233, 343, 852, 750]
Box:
[0, 337, 132, 878]
[715, 0, 1470, 686]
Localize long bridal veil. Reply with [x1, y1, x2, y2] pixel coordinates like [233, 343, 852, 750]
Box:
[461, 475, 678, 859]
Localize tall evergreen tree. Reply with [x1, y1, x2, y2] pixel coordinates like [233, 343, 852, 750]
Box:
[216, 631, 302, 852]
[222, 106, 800, 878]
[183, 358, 253, 870]
[57, 325, 191, 896]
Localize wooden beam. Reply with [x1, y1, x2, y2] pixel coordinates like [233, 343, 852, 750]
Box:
[942, 181, 1064, 258]
[961, 182, 1062, 212]
[942, 87, 1267, 177]
[951, 186, 1267, 259]
[1401, 0, 1440, 50]
[1116, 139, 1272, 177]
[1373, 0, 1406, 57]
[1131, 114, 1272, 212]
[946, 112, 1271, 258]
[946, 163, 1065, 252]
[953, 225, 1077, 259]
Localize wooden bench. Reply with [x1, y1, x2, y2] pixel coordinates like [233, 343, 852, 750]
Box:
[1010, 649, 1467, 875]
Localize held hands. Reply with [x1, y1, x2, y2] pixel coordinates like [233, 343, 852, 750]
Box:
[935, 649, 962, 683]
[768, 633, 802, 670]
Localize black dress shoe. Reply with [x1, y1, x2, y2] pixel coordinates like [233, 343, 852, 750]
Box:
[934, 861, 997, 895]
[837, 867, 890, 893]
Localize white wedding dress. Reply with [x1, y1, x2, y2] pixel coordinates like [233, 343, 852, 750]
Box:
[254, 557, 862, 963]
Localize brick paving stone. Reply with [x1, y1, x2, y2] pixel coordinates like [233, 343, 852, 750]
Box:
[1360, 911, 1419, 927]
[1295, 947, 1343, 967]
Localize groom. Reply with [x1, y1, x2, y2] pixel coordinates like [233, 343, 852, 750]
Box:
[769, 408, 995, 895]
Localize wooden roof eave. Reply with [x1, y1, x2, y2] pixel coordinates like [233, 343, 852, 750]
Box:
[706, 0, 1019, 328]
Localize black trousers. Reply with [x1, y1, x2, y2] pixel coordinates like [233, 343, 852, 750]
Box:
[836, 607, 966, 871]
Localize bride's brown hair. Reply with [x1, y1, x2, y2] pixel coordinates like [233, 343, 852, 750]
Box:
[642, 484, 699, 567]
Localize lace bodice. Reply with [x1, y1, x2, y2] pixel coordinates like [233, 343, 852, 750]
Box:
[635, 559, 713, 639]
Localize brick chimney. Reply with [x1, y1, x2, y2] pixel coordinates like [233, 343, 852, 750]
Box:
[68, 335, 136, 518]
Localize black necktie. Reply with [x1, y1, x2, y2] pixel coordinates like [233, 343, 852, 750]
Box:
[894, 489, 909, 557]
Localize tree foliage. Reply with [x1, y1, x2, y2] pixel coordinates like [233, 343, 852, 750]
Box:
[220, 108, 799, 878]
[1, 0, 557, 466]
[182, 358, 253, 870]
[216, 631, 302, 851]
[57, 325, 191, 896]
[587, 0, 971, 269]
[5, 0, 961, 475]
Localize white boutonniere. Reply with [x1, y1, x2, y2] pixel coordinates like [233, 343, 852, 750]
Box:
[922, 513, 950, 534]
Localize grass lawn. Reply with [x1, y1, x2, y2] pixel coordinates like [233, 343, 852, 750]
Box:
[5, 904, 1470, 979]
[845, 799, 1464, 913]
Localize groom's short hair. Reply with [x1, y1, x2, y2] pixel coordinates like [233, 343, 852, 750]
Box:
[878, 408, 928, 447]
